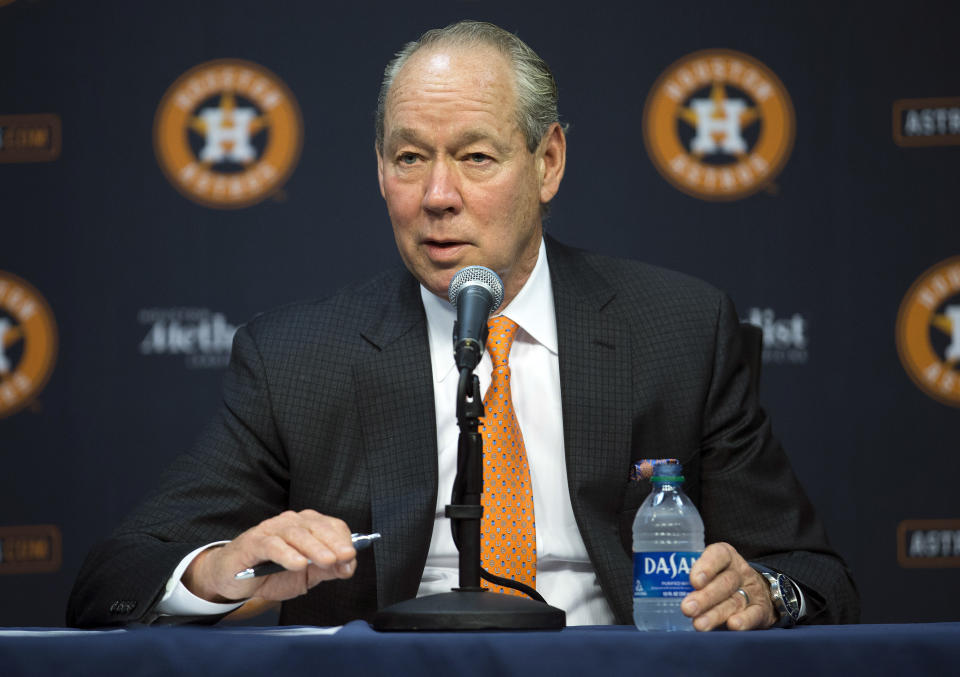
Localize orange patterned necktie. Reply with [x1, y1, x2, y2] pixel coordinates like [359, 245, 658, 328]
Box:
[480, 315, 536, 593]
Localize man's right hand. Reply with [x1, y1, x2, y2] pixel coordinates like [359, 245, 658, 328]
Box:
[182, 510, 358, 603]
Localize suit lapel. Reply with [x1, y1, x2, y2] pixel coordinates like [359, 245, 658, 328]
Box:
[353, 271, 438, 608]
[547, 237, 635, 622]
[352, 244, 637, 618]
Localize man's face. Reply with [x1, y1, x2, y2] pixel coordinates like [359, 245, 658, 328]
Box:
[377, 45, 564, 305]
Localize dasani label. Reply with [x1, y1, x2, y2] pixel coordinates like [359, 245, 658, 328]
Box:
[633, 551, 700, 599]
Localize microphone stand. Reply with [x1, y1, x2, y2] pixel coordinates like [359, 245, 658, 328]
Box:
[372, 368, 565, 631]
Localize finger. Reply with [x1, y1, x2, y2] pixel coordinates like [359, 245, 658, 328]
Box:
[255, 556, 351, 599]
[258, 533, 314, 571]
[302, 557, 357, 588]
[682, 567, 740, 618]
[298, 513, 356, 562]
[295, 511, 355, 558]
[276, 525, 338, 568]
[211, 534, 313, 601]
[334, 559, 357, 579]
[689, 542, 735, 589]
[725, 602, 769, 631]
[261, 511, 354, 567]
[693, 587, 750, 631]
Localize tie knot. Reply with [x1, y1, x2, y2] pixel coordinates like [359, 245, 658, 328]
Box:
[486, 316, 518, 367]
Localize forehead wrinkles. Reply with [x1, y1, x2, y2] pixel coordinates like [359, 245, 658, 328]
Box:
[391, 88, 508, 123]
[385, 46, 519, 130]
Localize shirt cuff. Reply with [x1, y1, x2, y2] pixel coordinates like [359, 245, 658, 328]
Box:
[155, 541, 247, 616]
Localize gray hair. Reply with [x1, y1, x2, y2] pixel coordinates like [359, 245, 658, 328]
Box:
[375, 20, 562, 155]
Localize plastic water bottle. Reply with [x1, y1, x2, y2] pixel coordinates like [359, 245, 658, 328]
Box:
[632, 462, 704, 631]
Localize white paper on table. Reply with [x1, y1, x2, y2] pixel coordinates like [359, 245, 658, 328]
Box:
[0, 629, 128, 637]
[219, 626, 343, 636]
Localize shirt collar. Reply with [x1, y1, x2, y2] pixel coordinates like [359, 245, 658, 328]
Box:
[421, 238, 557, 383]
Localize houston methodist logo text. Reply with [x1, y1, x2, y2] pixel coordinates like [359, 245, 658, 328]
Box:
[138, 307, 238, 369]
[643, 49, 795, 201]
[154, 59, 303, 209]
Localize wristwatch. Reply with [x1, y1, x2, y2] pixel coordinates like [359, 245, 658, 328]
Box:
[760, 571, 802, 628]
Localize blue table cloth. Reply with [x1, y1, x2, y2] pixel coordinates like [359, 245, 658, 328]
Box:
[2, 621, 958, 676]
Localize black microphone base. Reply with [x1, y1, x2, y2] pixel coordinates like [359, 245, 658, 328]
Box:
[371, 590, 566, 631]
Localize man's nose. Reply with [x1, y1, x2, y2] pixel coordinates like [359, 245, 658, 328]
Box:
[422, 159, 463, 214]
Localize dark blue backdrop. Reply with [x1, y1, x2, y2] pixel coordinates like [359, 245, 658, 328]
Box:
[2, 0, 958, 625]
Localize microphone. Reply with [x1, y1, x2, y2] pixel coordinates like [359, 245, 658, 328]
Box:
[448, 266, 505, 371]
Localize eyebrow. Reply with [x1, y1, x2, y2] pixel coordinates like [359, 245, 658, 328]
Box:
[386, 127, 512, 156]
[386, 127, 428, 150]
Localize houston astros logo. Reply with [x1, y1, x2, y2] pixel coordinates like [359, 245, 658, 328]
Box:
[896, 256, 960, 407]
[154, 59, 303, 209]
[0, 272, 58, 418]
[643, 49, 795, 201]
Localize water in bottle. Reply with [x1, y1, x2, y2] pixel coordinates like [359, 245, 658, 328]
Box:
[632, 461, 704, 631]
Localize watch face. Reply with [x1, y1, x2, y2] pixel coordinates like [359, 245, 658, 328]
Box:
[777, 574, 801, 619]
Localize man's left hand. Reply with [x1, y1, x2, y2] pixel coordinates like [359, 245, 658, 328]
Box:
[681, 542, 777, 631]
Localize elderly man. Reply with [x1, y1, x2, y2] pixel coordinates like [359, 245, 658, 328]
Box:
[68, 21, 858, 630]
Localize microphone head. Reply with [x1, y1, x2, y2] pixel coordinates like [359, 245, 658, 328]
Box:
[448, 266, 505, 313]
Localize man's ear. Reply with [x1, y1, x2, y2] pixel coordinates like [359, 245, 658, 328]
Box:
[376, 144, 386, 199]
[538, 122, 566, 204]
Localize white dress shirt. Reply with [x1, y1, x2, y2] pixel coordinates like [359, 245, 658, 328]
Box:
[157, 239, 614, 624]
[417, 239, 614, 625]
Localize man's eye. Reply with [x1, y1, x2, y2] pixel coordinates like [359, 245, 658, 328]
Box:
[398, 153, 418, 165]
[468, 153, 489, 163]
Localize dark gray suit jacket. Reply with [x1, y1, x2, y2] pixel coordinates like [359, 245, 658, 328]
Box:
[67, 237, 859, 627]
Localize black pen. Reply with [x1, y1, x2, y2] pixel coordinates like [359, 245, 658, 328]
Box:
[233, 532, 381, 580]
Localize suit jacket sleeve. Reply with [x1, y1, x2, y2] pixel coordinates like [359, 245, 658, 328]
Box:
[696, 293, 859, 624]
[68, 271, 427, 629]
[66, 323, 291, 628]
